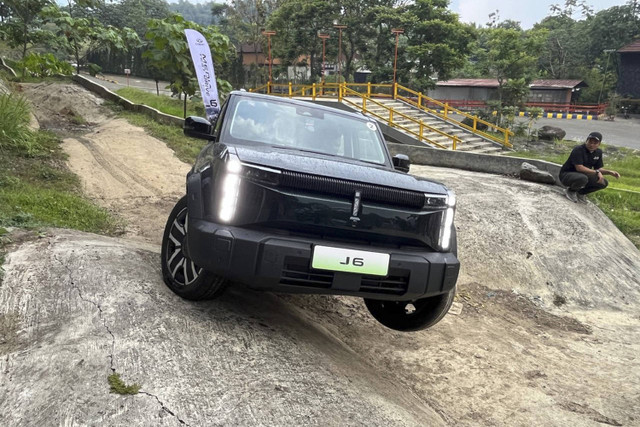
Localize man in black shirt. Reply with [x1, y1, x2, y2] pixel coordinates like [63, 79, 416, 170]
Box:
[559, 131, 621, 203]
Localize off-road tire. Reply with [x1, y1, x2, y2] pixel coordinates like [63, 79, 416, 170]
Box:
[364, 287, 456, 332]
[161, 196, 227, 300]
[365, 229, 458, 331]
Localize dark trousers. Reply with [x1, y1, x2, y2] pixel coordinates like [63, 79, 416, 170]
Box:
[560, 172, 608, 195]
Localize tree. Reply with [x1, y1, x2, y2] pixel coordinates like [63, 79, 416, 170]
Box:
[404, 0, 475, 89]
[143, 14, 232, 117]
[3, 0, 53, 59]
[220, 0, 279, 87]
[267, 0, 337, 83]
[357, 1, 407, 83]
[534, 15, 586, 79]
[170, 0, 216, 27]
[100, 0, 171, 37]
[480, 27, 546, 105]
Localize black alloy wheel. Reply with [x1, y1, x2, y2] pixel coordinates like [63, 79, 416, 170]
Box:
[161, 196, 227, 300]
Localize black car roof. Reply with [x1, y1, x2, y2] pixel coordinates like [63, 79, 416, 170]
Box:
[228, 90, 374, 122]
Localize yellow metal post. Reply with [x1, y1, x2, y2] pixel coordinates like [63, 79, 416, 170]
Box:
[367, 82, 371, 97]
[473, 116, 477, 131]
[267, 81, 271, 94]
[362, 97, 366, 112]
[419, 120, 424, 142]
[389, 110, 393, 127]
[312, 83, 316, 100]
[444, 103, 448, 118]
[393, 83, 397, 100]
[338, 83, 343, 102]
[453, 137, 458, 150]
[418, 93, 422, 109]
[288, 82, 292, 97]
[505, 132, 509, 147]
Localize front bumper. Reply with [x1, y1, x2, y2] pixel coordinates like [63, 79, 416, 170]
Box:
[187, 218, 459, 301]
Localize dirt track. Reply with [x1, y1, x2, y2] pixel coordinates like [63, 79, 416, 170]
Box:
[1, 82, 639, 426]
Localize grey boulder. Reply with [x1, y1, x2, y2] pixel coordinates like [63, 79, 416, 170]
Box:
[537, 125, 566, 141]
[519, 162, 556, 184]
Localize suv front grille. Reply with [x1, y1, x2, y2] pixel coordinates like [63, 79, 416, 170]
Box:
[282, 262, 333, 288]
[280, 257, 409, 295]
[280, 171, 424, 209]
[360, 274, 409, 295]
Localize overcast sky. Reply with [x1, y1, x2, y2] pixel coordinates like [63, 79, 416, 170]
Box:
[104, 0, 628, 29]
[449, 0, 626, 28]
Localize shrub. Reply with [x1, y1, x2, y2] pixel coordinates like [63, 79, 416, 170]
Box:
[87, 63, 102, 77]
[15, 53, 74, 78]
[0, 93, 33, 152]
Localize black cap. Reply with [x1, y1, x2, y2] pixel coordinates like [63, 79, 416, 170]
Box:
[587, 132, 602, 142]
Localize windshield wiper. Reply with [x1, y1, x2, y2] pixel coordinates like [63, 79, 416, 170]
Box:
[273, 145, 339, 157]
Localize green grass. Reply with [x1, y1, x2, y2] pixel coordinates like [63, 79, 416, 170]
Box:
[508, 140, 640, 248]
[115, 87, 205, 118]
[0, 92, 120, 235]
[107, 372, 141, 395]
[116, 109, 206, 163]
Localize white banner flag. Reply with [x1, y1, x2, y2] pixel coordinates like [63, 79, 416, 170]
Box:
[185, 29, 221, 122]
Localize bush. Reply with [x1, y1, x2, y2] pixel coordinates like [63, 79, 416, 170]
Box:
[88, 63, 102, 77]
[15, 53, 74, 78]
[0, 93, 33, 153]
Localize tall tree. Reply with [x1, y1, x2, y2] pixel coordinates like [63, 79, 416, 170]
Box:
[267, 0, 338, 83]
[3, 0, 53, 58]
[404, 0, 475, 89]
[358, 1, 407, 83]
[479, 26, 547, 105]
[535, 15, 586, 79]
[42, 3, 132, 75]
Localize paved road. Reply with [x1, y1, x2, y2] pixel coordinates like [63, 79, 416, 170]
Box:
[81, 73, 640, 150]
[82, 72, 173, 96]
[517, 116, 640, 150]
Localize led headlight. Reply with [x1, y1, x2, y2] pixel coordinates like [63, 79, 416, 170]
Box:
[218, 159, 242, 223]
[438, 190, 456, 251]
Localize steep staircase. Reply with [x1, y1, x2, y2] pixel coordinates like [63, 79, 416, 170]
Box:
[347, 97, 504, 154]
[250, 82, 513, 154]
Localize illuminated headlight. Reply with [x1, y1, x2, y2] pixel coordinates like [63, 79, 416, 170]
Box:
[218, 160, 242, 223]
[438, 190, 456, 251]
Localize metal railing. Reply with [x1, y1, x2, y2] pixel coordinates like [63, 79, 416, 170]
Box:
[394, 84, 512, 148]
[249, 81, 512, 149]
[339, 85, 459, 150]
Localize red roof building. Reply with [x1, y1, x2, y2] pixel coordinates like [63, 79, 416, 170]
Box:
[430, 79, 587, 104]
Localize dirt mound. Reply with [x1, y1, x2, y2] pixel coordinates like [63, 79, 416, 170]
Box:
[20, 82, 111, 130]
[20, 81, 190, 245]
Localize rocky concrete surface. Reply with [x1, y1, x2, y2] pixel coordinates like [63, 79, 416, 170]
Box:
[2, 81, 639, 426]
[0, 231, 443, 426]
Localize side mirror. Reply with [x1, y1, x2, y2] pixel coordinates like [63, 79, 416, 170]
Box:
[392, 154, 411, 173]
[184, 116, 214, 140]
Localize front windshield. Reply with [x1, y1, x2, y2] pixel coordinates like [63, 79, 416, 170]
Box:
[226, 97, 387, 165]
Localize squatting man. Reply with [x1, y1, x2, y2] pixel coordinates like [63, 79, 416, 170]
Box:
[559, 132, 621, 203]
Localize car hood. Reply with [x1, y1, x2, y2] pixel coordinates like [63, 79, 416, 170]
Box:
[231, 145, 448, 195]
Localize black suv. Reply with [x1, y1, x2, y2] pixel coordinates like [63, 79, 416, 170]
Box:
[161, 91, 459, 331]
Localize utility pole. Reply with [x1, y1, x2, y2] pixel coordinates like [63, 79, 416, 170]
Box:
[262, 30, 276, 85]
[333, 23, 347, 83]
[391, 28, 404, 86]
[318, 33, 330, 87]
